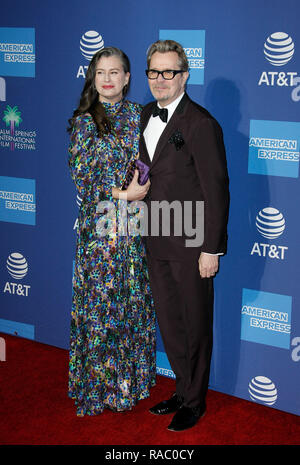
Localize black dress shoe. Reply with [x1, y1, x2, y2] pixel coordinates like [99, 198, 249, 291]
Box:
[167, 405, 206, 432]
[149, 393, 184, 415]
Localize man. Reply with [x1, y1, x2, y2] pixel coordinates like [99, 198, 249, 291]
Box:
[139, 40, 229, 432]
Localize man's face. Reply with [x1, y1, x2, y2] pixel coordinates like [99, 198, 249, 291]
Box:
[148, 51, 189, 107]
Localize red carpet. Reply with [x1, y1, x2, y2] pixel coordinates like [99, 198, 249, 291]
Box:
[1, 333, 299, 446]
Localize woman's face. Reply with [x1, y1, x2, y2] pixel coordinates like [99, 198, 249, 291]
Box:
[94, 55, 130, 104]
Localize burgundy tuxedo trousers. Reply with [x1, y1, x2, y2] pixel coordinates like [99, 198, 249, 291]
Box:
[147, 254, 214, 410]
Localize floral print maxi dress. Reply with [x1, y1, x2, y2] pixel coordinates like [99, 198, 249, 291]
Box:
[68, 100, 156, 416]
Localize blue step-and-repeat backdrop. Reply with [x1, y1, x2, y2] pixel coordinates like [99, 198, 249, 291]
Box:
[1, 0, 299, 416]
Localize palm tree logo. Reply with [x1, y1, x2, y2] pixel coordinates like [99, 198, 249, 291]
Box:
[3, 105, 22, 150]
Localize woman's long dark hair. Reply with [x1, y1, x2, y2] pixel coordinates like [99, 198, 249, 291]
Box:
[67, 47, 130, 135]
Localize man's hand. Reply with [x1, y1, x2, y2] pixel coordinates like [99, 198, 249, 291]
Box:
[198, 252, 219, 278]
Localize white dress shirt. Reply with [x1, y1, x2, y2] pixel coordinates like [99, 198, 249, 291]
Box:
[143, 93, 184, 161]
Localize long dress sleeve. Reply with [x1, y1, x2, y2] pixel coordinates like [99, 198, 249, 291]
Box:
[68, 114, 116, 203]
[68, 115, 99, 198]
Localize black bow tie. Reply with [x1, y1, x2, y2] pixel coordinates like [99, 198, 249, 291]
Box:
[152, 105, 168, 123]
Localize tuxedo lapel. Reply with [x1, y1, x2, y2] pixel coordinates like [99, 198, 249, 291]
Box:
[140, 102, 154, 165]
[140, 133, 151, 165]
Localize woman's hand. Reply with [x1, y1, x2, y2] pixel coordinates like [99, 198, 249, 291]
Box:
[126, 170, 150, 200]
[112, 170, 150, 201]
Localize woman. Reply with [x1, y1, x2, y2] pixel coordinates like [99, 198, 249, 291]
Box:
[67, 47, 156, 416]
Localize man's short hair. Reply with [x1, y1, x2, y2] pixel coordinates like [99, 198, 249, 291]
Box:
[146, 40, 189, 71]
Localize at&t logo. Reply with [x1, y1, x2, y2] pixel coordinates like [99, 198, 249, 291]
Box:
[251, 207, 288, 260]
[258, 32, 299, 88]
[3, 252, 31, 296]
[263, 32, 294, 66]
[76, 30, 104, 79]
[248, 376, 278, 406]
[255, 207, 285, 239]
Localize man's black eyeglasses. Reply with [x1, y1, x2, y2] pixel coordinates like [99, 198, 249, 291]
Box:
[145, 69, 185, 80]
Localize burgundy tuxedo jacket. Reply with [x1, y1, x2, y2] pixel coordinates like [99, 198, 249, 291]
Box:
[139, 93, 230, 261]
